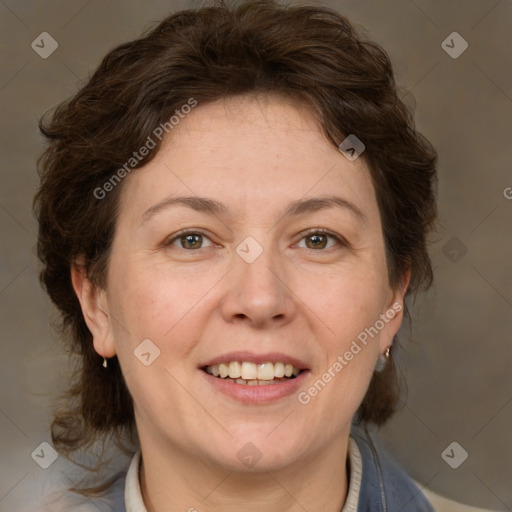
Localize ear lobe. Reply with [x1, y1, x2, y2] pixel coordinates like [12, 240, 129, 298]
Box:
[70, 259, 116, 358]
[388, 266, 411, 310]
[379, 268, 412, 351]
[400, 266, 411, 296]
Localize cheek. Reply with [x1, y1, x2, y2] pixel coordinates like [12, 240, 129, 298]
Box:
[106, 264, 202, 422]
[107, 259, 219, 361]
[310, 265, 388, 338]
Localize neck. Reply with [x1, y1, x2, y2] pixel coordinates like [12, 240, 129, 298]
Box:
[138, 433, 350, 512]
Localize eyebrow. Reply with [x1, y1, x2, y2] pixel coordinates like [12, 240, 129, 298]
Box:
[141, 194, 366, 225]
[283, 196, 367, 224]
[141, 196, 228, 224]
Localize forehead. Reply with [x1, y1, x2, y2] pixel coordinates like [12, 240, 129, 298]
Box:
[117, 94, 379, 224]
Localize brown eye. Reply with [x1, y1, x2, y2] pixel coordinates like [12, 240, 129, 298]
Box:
[166, 231, 214, 250]
[297, 230, 343, 250]
[181, 233, 203, 249]
[305, 233, 328, 249]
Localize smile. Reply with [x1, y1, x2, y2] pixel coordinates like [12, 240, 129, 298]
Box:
[203, 361, 302, 386]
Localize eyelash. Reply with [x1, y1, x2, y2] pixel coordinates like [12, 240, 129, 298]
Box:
[163, 230, 216, 250]
[163, 228, 348, 251]
[297, 228, 348, 250]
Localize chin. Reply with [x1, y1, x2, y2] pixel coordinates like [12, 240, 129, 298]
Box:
[215, 449, 302, 474]
[204, 428, 307, 472]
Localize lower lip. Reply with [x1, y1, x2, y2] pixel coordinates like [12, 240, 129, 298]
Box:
[200, 369, 310, 404]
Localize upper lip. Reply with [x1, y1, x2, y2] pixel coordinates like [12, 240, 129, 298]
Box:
[200, 351, 310, 370]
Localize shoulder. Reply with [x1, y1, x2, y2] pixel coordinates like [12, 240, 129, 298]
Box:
[39, 475, 127, 512]
[350, 425, 435, 512]
[108, 472, 128, 512]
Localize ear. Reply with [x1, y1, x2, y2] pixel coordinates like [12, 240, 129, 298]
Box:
[379, 267, 411, 353]
[70, 257, 116, 359]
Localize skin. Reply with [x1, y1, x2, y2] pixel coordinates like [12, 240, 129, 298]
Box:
[72, 93, 409, 512]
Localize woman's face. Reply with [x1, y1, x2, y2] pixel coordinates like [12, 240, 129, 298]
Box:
[86, 94, 407, 472]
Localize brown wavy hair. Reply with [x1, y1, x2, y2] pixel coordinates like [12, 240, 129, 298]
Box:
[34, 0, 437, 489]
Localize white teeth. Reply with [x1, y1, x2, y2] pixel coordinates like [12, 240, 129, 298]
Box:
[257, 362, 275, 380]
[223, 377, 279, 385]
[205, 361, 303, 382]
[241, 362, 258, 380]
[219, 363, 229, 378]
[274, 362, 285, 378]
[228, 361, 241, 379]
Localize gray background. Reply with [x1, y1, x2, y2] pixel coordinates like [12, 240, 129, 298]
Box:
[1, 0, 511, 511]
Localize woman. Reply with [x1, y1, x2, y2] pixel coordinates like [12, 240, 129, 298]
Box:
[34, 0, 437, 510]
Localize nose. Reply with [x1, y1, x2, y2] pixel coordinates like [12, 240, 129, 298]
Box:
[220, 241, 297, 329]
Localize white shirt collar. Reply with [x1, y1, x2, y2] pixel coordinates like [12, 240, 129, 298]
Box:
[125, 437, 362, 512]
[343, 436, 363, 512]
[124, 449, 146, 512]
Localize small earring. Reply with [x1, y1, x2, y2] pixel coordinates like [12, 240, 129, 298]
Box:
[102, 357, 108, 368]
[375, 346, 391, 372]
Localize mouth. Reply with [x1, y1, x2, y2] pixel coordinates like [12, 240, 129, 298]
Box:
[199, 351, 310, 403]
[202, 361, 304, 386]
